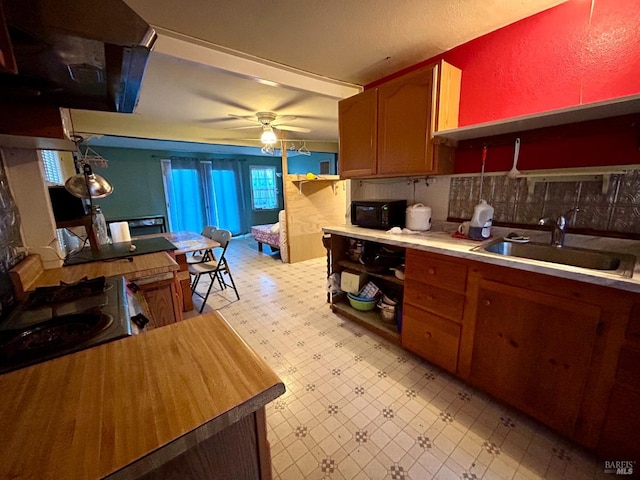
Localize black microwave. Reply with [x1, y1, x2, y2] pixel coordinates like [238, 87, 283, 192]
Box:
[351, 200, 406, 230]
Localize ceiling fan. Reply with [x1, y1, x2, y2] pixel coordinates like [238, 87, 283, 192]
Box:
[226, 111, 311, 145]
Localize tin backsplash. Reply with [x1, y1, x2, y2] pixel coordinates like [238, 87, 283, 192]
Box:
[448, 170, 640, 234]
[0, 158, 24, 317]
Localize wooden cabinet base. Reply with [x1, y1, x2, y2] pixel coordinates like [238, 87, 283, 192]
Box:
[129, 409, 271, 480]
[138, 276, 183, 327]
[598, 386, 640, 461]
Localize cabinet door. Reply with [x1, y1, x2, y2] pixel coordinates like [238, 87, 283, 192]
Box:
[470, 280, 601, 437]
[338, 89, 377, 178]
[139, 279, 179, 328]
[377, 66, 435, 176]
[598, 385, 640, 460]
[0, 4, 17, 74]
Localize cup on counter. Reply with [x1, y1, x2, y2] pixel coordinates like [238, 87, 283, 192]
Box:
[457, 221, 471, 236]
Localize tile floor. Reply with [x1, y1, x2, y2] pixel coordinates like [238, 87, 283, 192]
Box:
[191, 237, 612, 480]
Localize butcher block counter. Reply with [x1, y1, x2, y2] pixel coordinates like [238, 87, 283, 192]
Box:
[10, 252, 179, 294]
[10, 252, 184, 327]
[0, 311, 285, 480]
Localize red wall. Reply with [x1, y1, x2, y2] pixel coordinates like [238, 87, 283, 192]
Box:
[367, 0, 640, 173]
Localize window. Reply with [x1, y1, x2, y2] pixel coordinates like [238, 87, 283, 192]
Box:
[40, 150, 68, 251]
[161, 157, 249, 235]
[40, 150, 64, 184]
[250, 166, 278, 210]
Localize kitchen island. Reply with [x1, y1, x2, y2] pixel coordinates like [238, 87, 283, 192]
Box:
[10, 252, 183, 327]
[0, 310, 285, 479]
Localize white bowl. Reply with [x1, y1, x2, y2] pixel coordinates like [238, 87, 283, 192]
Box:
[381, 294, 397, 306]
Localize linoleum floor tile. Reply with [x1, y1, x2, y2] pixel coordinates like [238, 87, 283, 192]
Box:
[194, 238, 611, 480]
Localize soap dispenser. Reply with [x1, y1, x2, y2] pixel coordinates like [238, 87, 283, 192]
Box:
[468, 200, 494, 240]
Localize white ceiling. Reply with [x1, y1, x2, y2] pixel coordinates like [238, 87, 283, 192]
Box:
[75, 0, 566, 153]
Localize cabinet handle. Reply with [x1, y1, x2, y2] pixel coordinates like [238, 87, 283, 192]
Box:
[425, 331, 432, 339]
[428, 267, 436, 275]
[427, 295, 435, 301]
[483, 299, 491, 307]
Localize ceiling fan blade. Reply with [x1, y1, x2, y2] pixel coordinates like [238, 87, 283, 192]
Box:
[275, 125, 311, 133]
[191, 91, 254, 112]
[271, 115, 297, 126]
[225, 125, 262, 130]
[228, 114, 261, 124]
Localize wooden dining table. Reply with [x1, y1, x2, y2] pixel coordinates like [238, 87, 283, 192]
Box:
[135, 231, 220, 312]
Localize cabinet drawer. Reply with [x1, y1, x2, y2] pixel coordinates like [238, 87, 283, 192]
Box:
[401, 303, 460, 373]
[404, 280, 464, 322]
[616, 346, 640, 391]
[405, 250, 467, 293]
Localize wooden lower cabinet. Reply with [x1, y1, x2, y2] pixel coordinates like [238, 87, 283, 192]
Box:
[469, 279, 602, 437]
[331, 239, 640, 455]
[598, 385, 640, 460]
[402, 304, 460, 373]
[599, 333, 640, 459]
[402, 249, 467, 373]
[132, 273, 183, 329]
[137, 408, 272, 480]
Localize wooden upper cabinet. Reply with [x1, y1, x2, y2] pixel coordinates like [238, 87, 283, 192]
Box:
[0, 4, 17, 74]
[377, 66, 434, 176]
[338, 88, 377, 178]
[338, 60, 461, 179]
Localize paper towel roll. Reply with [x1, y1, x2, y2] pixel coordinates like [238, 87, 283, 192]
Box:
[109, 222, 131, 243]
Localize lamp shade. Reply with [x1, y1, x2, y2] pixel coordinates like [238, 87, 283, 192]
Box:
[65, 164, 114, 199]
[260, 126, 277, 145]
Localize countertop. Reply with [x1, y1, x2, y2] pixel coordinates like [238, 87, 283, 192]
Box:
[0, 311, 285, 480]
[63, 237, 177, 266]
[31, 252, 179, 289]
[324, 223, 640, 293]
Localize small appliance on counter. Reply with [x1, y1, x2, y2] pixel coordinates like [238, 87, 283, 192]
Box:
[405, 203, 432, 231]
[351, 200, 406, 230]
[468, 200, 494, 240]
[0, 276, 144, 374]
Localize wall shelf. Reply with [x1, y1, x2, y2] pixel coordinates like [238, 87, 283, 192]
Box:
[287, 174, 341, 193]
[434, 93, 640, 142]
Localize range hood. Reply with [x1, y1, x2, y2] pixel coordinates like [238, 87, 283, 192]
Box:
[0, 0, 156, 113]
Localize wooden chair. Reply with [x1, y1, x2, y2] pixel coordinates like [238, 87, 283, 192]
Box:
[188, 229, 239, 312]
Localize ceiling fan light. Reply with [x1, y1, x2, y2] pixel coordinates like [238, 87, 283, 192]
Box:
[261, 127, 277, 145]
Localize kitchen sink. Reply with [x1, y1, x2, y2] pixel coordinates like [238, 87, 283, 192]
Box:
[476, 240, 636, 278]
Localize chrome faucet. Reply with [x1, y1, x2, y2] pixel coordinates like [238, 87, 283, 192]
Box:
[538, 208, 579, 247]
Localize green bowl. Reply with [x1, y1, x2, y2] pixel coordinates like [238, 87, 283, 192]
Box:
[347, 293, 377, 311]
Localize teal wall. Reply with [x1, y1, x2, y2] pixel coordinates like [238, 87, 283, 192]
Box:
[88, 147, 167, 223]
[87, 146, 285, 232]
[288, 152, 337, 175]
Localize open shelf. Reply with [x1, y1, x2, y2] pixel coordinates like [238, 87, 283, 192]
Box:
[287, 174, 341, 194]
[434, 93, 640, 142]
[337, 259, 404, 286]
[331, 299, 400, 345]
